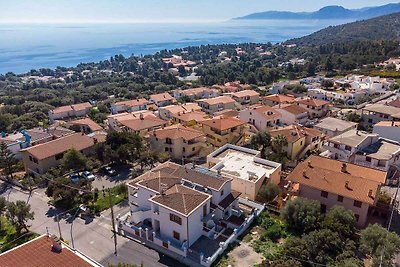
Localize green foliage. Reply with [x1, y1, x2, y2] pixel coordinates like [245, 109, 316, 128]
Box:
[346, 112, 362, 123]
[283, 84, 307, 94]
[249, 131, 271, 159]
[90, 184, 128, 213]
[272, 134, 288, 155]
[6, 201, 34, 235]
[0, 142, 18, 181]
[61, 148, 88, 172]
[261, 258, 302, 267]
[281, 197, 321, 234]
[360, 224, 400, 267]
[256, 183, 281, 203]
[322, 206, 356, 239]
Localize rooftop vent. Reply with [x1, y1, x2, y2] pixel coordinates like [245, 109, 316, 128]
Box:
[50, 235, 62, 253]
[345, 180, 350, 189]
[341, 163, 347, 173]
[368, 189, 373, 198]
[302, 171, 308, 178]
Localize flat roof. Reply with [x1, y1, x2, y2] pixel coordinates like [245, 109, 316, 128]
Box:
[315, 117, 357, 132]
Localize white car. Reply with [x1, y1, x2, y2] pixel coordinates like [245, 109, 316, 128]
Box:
[82, 171, 95, 180]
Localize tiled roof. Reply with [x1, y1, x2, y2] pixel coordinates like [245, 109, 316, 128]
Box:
[150, 124, 205, 140]
[196, 96, 235, 106]
[22, 133, 99, 160]
[297, 98, 329, 107]
[160, 103, 201, 115]
[70, 118, 103, 132]
[51, 105, 73, 114]
[119, 116, 167, 131]
[264, 94, 295, 104]
[249, 105, 281, 121]
[0, 235, 98, 267]
[287, 155, 386, 204]
[71, 102, 92, 112]
[114, 98, 148, 107]
[172, 111, 209, 122]
[218, 191, 241, 209]
[278, 104, 308, 115]
[231, 90, 260, 98]
[201, 117, 245, 131]
[150, 92, 175, 102]
[270, 125, 321, 143]
[374, 121, 400, 127]
[150, 184, 210, 216]
[387, 98, 400, 108]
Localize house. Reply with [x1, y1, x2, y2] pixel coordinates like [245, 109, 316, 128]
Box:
[199, 117, 246, 147]
[263, 94, 295, 106]
[119, 162, 264, 266]
[373, 121, 400, 142]
[69, 118, 103, 133]
[150, 93, 176, 107]
[110, 98, 148, 114]
[172, 111, 209, 127]
[268, 82, 289, 94]
[48, 102, 92, 122]
[158, 103, 202, 120]
[173, 87, 220, 100]
[275, 104, 309, 125]
[230, 90, 260, 106]
[0, 126, 74, 159]
[387, 98, 400, 108]
[285, 155, 386, 227]
[296, 98, 329, 118]
[21, 132, 105, 175]
[149, 124, 206, 160]
[0, 234, 101, 267]
[322, 130, 379, 162]
[239, 104, 281, 132]
[270, 125, 323, 161]
[207, 144, 281, 200]
[314, 117, 358, 137]
[362, 104, 400, 126]
[196, 96, 236, 115]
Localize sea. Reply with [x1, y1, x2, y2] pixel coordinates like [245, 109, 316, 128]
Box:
[0, 19, 353, 74]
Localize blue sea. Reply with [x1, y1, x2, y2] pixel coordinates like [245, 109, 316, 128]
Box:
[0, 19, 352, 74]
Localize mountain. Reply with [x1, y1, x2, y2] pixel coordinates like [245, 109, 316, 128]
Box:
[234, 3, 400, 20]
[285, 12, 400, 46]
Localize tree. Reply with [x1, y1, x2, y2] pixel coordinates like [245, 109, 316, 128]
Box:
[281, 237, 309, 263]
[6, 200, 34, 234]
[0, 196, 6, 230]
[360, 224, 400, 267]
[0, 142, 18, 181]
[321, 79, 334, 89]
[250, 131, 271, 158]
[281, 197, 321, 233]
[323, 206, 356, 239]
[272, 134, 288, 155]
[262, 258, 302, 267]
[256, 183, 280, 203]
[303, 229, 342, 264]
[62, 148, 88, 172]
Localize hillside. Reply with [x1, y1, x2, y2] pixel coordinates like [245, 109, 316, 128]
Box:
[285, 12, 400, 46]
[235, 3, 400, 20]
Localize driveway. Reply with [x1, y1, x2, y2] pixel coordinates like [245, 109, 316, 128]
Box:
[0, 182, 184, 267]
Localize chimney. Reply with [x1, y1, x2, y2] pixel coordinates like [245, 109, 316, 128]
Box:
[93, 138, 98, 144]
[345, 181, 350, 189]
[392, 121, 395, 127]
[302, 171, 308, 178]
[140, 113, 144, 120]
[50, 235, 62, 253]
[368, 189, 373, 198]
[307, 161, 312, 168]
[341, 163, 347, 173]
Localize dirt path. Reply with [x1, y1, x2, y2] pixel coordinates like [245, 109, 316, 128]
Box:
[228, 242, 263, 267]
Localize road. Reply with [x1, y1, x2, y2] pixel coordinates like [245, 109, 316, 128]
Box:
[0, 182, 183, 267]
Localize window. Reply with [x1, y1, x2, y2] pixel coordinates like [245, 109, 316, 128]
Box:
[345, 145, 351, 151]
[166, 138, 172, 144]
[192, 147, 195, 151]
[170, 214, 182, 225]
[334, 143, 340, 149]
[173, 231, 180, 241]
[337, 195, 344, 202]
[165, 147, 169, 152]
[353, 200, 362, 208]
[221, 190, 224, 196]
[29, 156, 33, 161]
[366, 157, 372, 162]
[162, 241, 169, 248]
[33, 158, 38, 164]
[203, 205, 207, 217]
[321, 191, 328, 198]
[182, 147, 186, 152]
[354, 214, 359, 222]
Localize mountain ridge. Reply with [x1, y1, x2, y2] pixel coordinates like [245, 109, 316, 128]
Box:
[234, 3, 400, 20]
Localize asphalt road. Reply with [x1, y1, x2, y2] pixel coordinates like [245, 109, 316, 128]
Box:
[0, 182, 183, 267]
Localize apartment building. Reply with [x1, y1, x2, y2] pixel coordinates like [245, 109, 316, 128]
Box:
[48, 102, 92, 122]
[110, 98, 148, 114]
[196, 96, 236, 115]
[296, 98, 329, 118]
[150, 92, 176, 107]
[314, 117, 357, 137]
[362, 104, 400, 126]
[275, 104, 309, 125]
[149, 124, 206, 160]
[199, 117, 246, 147]
[239, 104, 281, 132]
[286, 156, 386, 227]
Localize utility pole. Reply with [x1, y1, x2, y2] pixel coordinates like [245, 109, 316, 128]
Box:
[109, 189, 117, 255]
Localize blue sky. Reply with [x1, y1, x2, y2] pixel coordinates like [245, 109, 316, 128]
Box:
[0, 0, 397, 23]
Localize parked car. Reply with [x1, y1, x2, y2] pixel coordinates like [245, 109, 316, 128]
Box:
[69, 173, 80, 183]
[82, 171, 95, 180]
[104, 166, 117, 176]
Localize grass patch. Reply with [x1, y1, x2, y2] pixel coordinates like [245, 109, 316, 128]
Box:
[0, 216, 39, 253]
[90, 184, 128, 213]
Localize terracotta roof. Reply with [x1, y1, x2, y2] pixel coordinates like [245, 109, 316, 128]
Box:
[150, 184, 210, 216]
[196, 96, 235, 106]
[201, 117, 245, 131]
[231, 90, 260, 98]
[160, 103, 201, 115]
[175, 87, 218, 97]
[51, 105, 73, 114]
[150, 92, 175, 102]
[278, 104, 308, 115]
[22, 133, 98, 160]
[71, 102, 92, 112]
[218, 191, 241, 209]
[150, 124, 205, 140]
[387, 98, 400, 108]
[0, 235, 98, 267]
[374, 121, 400, 127]
[114, 98, 148, 107]
[264, 94, 295, 104]
[70, 118, 103, 132]
[172, 111, 209, 122]
[270, 125, 321, 143]
[248, 105, 281, 121]
[297, 98, 329, 107]
[213, 109, 239, 118]
[119, 116, 167, 131]
[51, 102, 92, 115]
[287, 155, 386, 204]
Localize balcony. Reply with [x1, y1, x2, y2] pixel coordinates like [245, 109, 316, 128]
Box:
[130, 208, 153, 224]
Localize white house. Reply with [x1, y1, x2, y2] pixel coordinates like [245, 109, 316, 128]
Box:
[239, 104, 281, 132]
[275, 104, 309, 125]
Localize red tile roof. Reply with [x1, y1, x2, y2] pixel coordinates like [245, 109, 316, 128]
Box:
[297, 98, 329, 107]
[264, 94, 295, 104]
[114, 98, 148, 107]
[150, 124, 205, 140]
[201, 117, 245, 131]
[150, 92, 175, 102]
[196, 96, 235, 106]
[70, 118, 103, 132]
[119, 116, 167, 131]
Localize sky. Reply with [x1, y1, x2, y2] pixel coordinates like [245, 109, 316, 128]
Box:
[0, 0, 398, 23]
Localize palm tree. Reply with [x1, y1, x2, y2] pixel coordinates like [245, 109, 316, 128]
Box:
[272, 134, 288, 154]
[249, 131, 271, 159]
